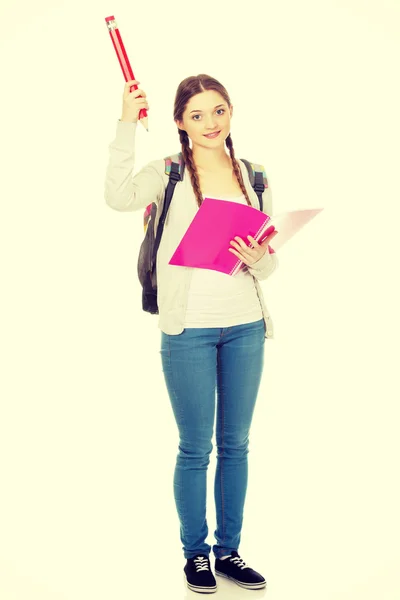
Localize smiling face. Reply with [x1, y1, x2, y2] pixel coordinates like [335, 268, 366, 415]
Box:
[175, 89, 233, 150]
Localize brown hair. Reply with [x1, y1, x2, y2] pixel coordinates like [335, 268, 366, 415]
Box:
[173, 74, 252, 208]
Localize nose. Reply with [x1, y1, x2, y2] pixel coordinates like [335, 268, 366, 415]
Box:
[205, 117, 218, 130]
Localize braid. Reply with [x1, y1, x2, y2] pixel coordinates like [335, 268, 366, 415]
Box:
[178, 129, 204, 208]
[177, 129, 252, 208]
[225, 134, 252, 207]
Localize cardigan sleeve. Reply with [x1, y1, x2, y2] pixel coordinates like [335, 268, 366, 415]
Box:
[247, 181, 279, 281]
[104, 120, 165, 212]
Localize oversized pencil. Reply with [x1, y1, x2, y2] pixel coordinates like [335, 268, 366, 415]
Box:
[105, 15, 148, 131]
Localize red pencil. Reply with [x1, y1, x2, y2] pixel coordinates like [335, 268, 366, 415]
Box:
[105, 15, 148, 131]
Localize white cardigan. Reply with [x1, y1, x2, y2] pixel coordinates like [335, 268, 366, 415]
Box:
[104, 120, 279, 338]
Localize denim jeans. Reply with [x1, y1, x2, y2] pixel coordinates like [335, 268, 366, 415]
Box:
[160, 318, 266, 559]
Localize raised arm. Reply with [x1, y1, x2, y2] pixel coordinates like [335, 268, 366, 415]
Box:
[104, 120, 165, 212]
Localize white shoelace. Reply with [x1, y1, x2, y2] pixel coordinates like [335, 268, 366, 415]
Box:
[193, 556, 210, 572]
[230, 556, 250, 570]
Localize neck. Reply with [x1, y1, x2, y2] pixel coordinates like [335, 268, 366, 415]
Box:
[191, 143, 232, 172]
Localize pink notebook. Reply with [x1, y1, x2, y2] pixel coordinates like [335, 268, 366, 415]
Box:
[168, 197, 323, 276]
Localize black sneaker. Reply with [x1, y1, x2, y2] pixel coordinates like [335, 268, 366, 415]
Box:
[215, 550, 267, 590]
[184, 554, 217, 594]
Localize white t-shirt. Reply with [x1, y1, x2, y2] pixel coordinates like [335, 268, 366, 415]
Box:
[184, 195, 264, 329]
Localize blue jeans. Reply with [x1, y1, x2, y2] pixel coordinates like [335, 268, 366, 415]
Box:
[160, 318, 266, 559]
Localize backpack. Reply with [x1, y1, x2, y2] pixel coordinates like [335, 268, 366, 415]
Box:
[137, 153, 269, 315]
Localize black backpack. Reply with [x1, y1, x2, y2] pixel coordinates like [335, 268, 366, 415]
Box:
[137, 153, 269, 315]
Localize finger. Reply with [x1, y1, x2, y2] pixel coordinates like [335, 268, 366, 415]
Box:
[233, 236, 251, 250]
[229, 248, 249, 265]
[244, 235, 260, 250]
[230, 239, 248, 252]
[260, 231, 278, 246]
[130, 89, 147, 98]
[124, 80, 140, 97]
[230, 242, 254, 261]
[247, 235, 259, 247]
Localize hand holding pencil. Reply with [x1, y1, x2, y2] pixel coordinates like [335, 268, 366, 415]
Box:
[121, 79, 150, 124]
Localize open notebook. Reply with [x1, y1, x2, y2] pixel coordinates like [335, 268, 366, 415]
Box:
[168, 197, 323, 276]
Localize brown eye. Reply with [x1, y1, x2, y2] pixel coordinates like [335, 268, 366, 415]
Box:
[193, 109, 224, 121]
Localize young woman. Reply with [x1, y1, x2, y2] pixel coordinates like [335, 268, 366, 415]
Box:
[104, 74, 279, 594]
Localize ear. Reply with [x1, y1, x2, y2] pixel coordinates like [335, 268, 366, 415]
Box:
[229, 105, 233, 118]
[175, 119, 185, 131]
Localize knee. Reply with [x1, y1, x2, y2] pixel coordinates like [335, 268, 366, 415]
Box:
[177, 439, 213, 467]
[216, 435, 250, 458]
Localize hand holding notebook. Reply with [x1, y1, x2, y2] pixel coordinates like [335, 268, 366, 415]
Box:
[228, 228, 279, 267]
[168, 197, 323, 276]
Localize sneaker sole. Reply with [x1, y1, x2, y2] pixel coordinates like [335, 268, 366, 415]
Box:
[184, 573, 217, 594]
[215, 569, 267, 590]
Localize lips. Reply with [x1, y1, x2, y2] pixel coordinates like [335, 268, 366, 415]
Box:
[204, 130, 221, 138]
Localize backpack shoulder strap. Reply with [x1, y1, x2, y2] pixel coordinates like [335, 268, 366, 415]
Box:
[164, 152, 185, 179]
[143, 152, 184, 232]
[240, 158, 269, 212]
[149, 153, 184, 266]
[158, 152, 184, 225]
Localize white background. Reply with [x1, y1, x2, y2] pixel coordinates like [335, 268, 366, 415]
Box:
[1, 1, 399, 598]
